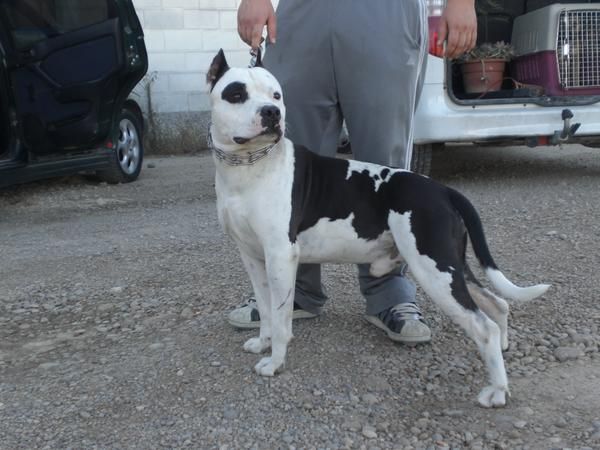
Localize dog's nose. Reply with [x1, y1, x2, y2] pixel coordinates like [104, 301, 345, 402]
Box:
[260, 105, 281, 127]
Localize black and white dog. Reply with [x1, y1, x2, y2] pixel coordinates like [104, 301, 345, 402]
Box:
[207, 50, 550, 408]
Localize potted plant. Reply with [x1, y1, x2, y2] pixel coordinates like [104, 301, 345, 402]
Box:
[456, 41, 515, 94]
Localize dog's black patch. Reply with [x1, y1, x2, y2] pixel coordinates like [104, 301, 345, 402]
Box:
[207, 49, 229, 92]
[221, 82, 249, 104]
[450, 273, 479, 311]
[289, 144, 451, 244]
[289, 145, 389, 243]
[288, 144, 497, 311]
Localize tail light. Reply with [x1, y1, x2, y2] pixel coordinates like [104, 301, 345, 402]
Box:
[427, 0, 445, 57]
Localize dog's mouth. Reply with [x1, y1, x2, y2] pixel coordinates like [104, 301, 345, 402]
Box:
[233, 125, 282, 145]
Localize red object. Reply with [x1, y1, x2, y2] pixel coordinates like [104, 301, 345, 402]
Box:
[428, 16, 444, 57]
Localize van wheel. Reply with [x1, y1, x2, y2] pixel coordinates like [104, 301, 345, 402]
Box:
[97, 108, 144, 184]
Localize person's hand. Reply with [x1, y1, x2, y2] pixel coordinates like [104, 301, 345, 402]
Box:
[238, 0, 277, 50]
[437, 0, 477, 59]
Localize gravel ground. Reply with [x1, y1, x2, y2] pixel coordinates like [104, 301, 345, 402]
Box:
[1, 144, 599, 450]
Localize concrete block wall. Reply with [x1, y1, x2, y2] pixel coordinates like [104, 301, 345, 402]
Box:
[131, 0, 279, 152]
[133, 0, 254, 115]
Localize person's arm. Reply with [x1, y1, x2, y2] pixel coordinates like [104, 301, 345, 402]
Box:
[238, 0, 277, 50]
[437, 0, 477, 59]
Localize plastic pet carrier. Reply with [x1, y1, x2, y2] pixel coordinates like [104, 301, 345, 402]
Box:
[511, 3, 600, 96]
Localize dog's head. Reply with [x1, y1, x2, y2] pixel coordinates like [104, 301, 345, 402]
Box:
[207, 49, 285, 150]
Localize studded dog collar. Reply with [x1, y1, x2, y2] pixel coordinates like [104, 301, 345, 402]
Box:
[207, 128, 279, 166]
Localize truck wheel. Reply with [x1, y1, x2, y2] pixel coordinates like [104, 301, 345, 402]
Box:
[411, 144, 437, 175]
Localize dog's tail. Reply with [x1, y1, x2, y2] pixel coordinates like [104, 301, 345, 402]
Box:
[448, 188, 550, 302]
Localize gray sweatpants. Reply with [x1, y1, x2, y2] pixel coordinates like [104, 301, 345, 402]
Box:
[264, 0, 428, 316]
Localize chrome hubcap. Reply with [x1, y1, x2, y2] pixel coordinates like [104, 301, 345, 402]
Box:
[117, 118, 140, 175]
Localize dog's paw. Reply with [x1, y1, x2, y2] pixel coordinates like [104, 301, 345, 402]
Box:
[501, 337, 510, 352]
[478, 385, 509, 408]
[243, 337, 271, 354]
[254, 357, 282, 377]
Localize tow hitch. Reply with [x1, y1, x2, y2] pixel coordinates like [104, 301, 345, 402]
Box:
[551, 109, 581, 145]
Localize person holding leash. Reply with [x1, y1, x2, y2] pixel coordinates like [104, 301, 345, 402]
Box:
[228, 0, 477, 343]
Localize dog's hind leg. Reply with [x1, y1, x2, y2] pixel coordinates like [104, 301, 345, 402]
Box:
[465, 264, 510, 351]
[389, 212, 509, 407]
[239, 252, 272, 354]
[253, 247, 298, 377]
[417, 266, 508, 407]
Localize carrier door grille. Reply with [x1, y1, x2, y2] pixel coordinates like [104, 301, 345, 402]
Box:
[557, 9, 600, 89]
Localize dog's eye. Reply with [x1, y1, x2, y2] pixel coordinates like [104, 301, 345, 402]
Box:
[226, 91, 247, 103]
[222, 82, 248, 104]
[273, 92, 281, 100]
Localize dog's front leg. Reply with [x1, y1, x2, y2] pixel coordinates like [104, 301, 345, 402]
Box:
[239, 252, 272, 354]
[254, 247, 298, 377]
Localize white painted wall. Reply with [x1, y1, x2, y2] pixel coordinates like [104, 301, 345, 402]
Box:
[133, 0, 277, 114]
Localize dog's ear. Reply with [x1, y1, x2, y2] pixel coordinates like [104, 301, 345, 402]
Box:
[207, 49, 229, 91]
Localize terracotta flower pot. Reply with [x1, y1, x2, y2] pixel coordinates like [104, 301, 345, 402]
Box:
[460, 58, 507, 94]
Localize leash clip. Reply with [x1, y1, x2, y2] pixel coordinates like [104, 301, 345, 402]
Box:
[248, 38, 265, 68]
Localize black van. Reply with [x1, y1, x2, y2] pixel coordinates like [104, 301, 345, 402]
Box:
[0, 0, 148, 188]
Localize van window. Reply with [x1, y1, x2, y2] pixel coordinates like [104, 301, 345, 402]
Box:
[0, 0, 117, 51]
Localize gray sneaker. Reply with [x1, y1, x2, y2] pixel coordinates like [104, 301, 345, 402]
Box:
[227, 296, 318, 329]
[364, 302, 431, 344]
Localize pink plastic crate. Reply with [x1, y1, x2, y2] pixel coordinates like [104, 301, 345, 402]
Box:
[512, 51, 600, 96]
